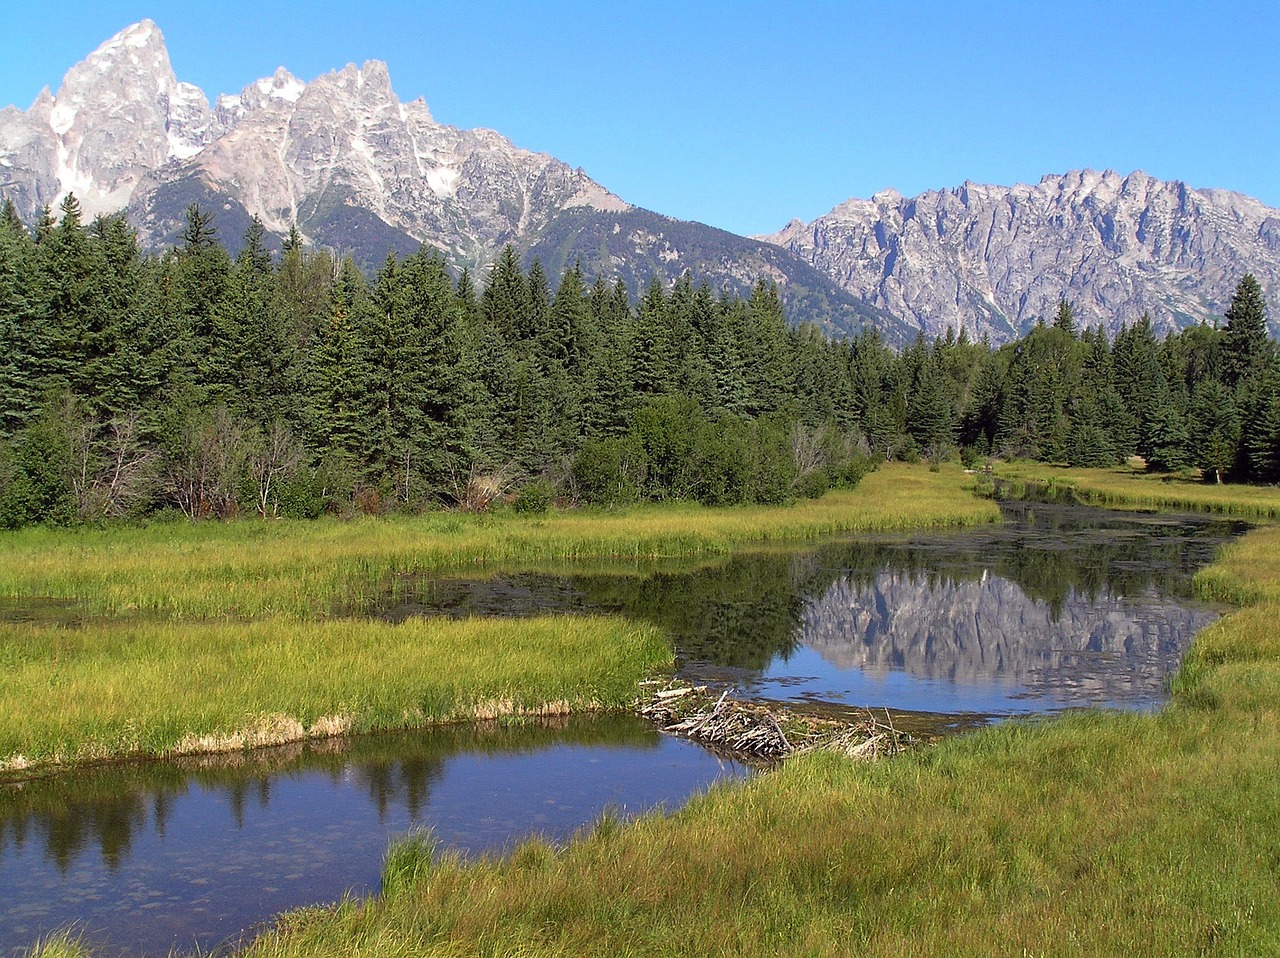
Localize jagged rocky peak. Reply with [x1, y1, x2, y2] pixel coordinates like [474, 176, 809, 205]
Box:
[0, 19, 635, 265]
[54, 19, 217, 187]
[215, 67, 306, 124]
[763, 169, 1280, 343]
[0, 19, 220, 217]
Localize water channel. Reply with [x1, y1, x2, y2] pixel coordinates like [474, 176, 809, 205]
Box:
[0, 498, 1243, 957]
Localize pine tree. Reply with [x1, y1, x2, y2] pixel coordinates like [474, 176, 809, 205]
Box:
[1144, 391, 1191, 472]
[82, 214, 149, 415]
[34, 194, 96, 397]
[1066, 399, 1117, 467]
[1236, 361, 1280, 483]
[1221, 274, 1271, 387]
[631, 275, 674, 396]
[1188, 379, 1239, 483]
[1052, 298, 1078, 337]
[739, 280, 795, 416]
[211, 217, 293, 420]
[305, 259, 374, 469]
[481, 246, 527, 342]
[1242, 369, 1280, 484]
[523, 259, 552, 344]
[906, 351, 956, 458]
[173, 204, 231, 386]
[0, 208, 38, 435]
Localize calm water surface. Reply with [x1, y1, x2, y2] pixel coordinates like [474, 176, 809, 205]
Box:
[389, 499, 1241, 720]
[1, 499, 1243, 956]
[1, 717, 747, 957]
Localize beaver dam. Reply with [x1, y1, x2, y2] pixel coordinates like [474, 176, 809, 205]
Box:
[636, 681, 920, 761]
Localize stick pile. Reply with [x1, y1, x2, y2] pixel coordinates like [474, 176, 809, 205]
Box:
[636, 682, 918, 761]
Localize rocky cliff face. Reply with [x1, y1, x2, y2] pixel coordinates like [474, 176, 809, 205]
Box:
[762, 170, 1280, 341]
[0, 20, 627, 267]
[0, 21, 219, 220]
[0, 20, 884, 336]
[8, 23, 1280, 344]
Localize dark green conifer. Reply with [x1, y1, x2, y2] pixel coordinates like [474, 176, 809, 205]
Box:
[1221, 274, 1272, 387]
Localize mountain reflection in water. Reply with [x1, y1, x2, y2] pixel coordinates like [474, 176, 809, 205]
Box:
[790, 569, 1214, 713]
[384, 500, 1241, 717]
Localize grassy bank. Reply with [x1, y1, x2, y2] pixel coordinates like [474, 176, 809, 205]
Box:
[2, 464, 998, 773]
[993, 460, 1280, 520]
[0, 616, 668, 772]
[0, 463, 998, 621]
[214, 476, 1280, 957]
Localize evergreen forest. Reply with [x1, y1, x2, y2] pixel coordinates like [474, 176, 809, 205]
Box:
[0, 195, 1276, 528]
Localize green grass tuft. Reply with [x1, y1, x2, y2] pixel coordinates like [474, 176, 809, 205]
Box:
[381, 829, 438, 899]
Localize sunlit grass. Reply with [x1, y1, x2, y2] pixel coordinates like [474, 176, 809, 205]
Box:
[2, 464, 996, 773]
[0, 464, 999, 621]
[994, 460, 1280, 519]
[0, 615, 669, 770]
[22, 933, 91, 958]
[218, 472, 1280, 958]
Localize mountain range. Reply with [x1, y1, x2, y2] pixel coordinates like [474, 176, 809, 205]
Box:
[2, 20, 1277, 343]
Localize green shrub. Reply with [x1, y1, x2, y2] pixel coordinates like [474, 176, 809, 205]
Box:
[514, 478, 556, 514]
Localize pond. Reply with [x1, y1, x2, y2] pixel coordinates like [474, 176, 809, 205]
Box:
[1, 717, 748, 958]
[0, 498, 1242, 957]
[384, 499, 1240, 725]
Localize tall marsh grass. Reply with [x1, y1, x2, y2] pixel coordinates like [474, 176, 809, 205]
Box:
[994, 461, 1280, 519]
[1, 615, 669, 770]
[224, 474, 1280, 958]
[0, 464, 998, 621]
[2, 464, 995, 772]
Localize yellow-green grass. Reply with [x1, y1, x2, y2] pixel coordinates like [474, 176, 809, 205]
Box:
[219, 479, 1280, 957]
[0, 464, 999, 622]
[1, 464, 997, 774]
[1, 616, 669, 773]
[23, 934, 90, 958]
[993, 460, 1280, 519]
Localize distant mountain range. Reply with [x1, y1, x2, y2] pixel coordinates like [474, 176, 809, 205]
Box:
[3, 21, 1278, 343]
[762, 170, 1280, 341]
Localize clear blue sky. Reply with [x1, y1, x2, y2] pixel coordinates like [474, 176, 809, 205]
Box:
[4, 1, 1277, 236]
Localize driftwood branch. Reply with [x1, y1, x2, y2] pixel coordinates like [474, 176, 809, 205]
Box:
[636, 682, 919, 762]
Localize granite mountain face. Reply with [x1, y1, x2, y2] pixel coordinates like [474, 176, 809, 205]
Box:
[3, 22, 1279, 344]
[0, 20, 892, 339]
[0, 20, 626, 262]
[761, 170, 1280, 340]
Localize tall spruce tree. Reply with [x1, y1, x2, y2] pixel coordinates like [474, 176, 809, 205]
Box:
[1188, 379, 1239, 483]
[1221, 274, 1271, 387]
[0, 205, 38, 435]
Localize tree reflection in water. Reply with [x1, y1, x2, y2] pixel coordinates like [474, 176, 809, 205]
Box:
[383, 500, 1242, 711]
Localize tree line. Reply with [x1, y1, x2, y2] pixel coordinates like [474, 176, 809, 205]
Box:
[0, 194, 1274, 527]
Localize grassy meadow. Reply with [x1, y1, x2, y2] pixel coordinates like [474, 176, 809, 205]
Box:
[198, 471, 1280, 958]
[1, 463, 999, 772]
[993, 459, 1280, 520]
